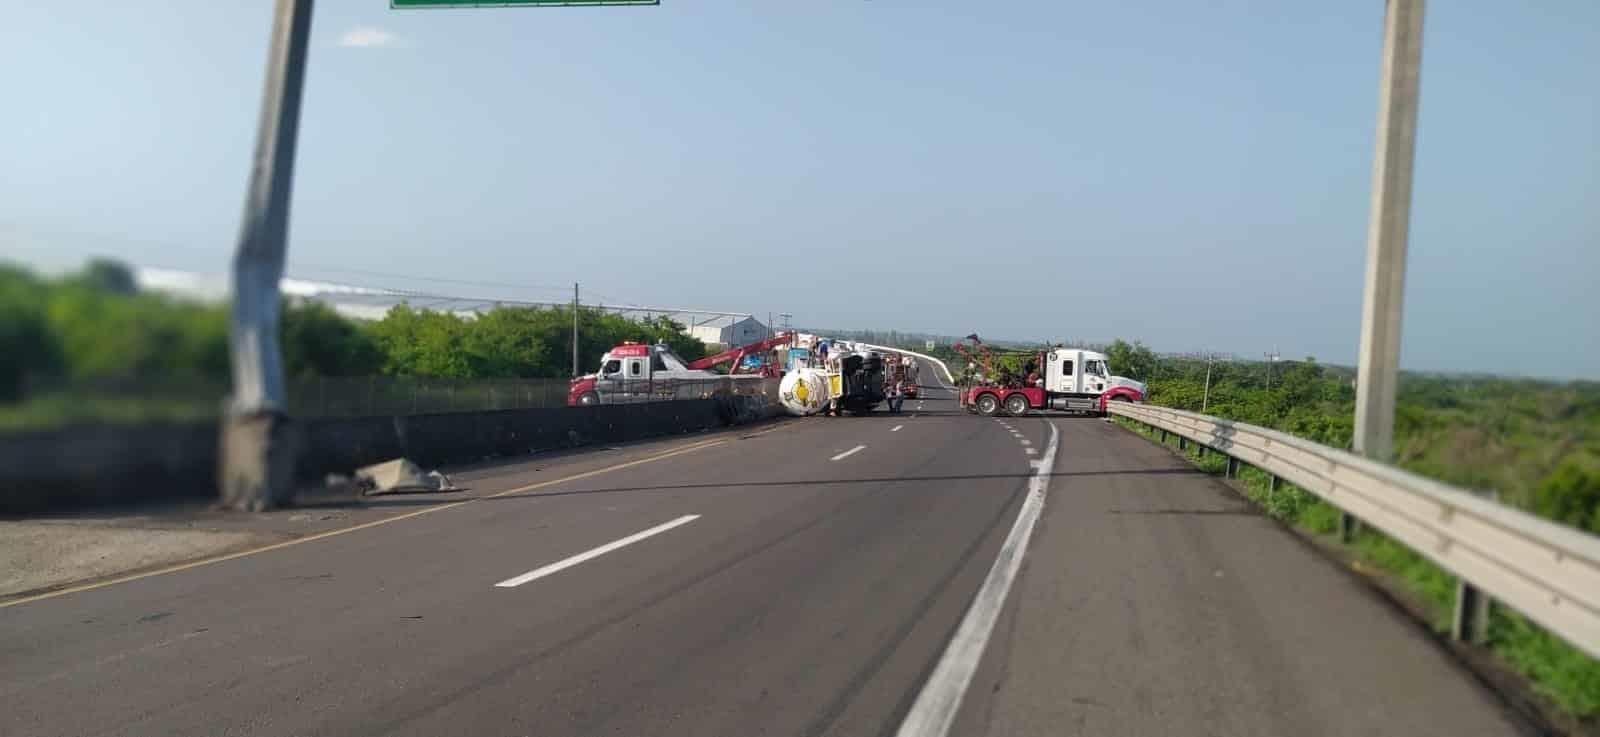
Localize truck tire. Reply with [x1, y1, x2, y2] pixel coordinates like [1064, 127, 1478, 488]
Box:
[975, 393, 1000, 416]
[1102, 393, 1131, 417]
[578, 391, 600, 406]
[1003, 393, 1030, 416]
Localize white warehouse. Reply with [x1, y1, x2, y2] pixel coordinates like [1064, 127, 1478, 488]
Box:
[685, 316, 769, 349]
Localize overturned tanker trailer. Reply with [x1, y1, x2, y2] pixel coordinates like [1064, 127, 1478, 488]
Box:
[778, 343, 887, 416]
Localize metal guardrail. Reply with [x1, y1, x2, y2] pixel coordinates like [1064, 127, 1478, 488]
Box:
[855, 343, 956, 385]
[1107, 401, 1600, 660]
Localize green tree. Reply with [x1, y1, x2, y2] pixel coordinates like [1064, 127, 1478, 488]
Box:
[280, 300, 383, 378]
[44, 282, 229, 383]
[74, 258, 139, 295]
[0, 265, 62, 401]
[1106, 339, 1157, 380]
[367, 304, 475, 377]
[1532, 455, 1600, 534]
[462, 306, 564, 378]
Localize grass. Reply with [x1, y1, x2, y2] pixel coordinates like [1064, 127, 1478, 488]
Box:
[1114, 417, 1600, 720]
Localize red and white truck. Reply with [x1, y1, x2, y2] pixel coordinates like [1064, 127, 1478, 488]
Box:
[567, 333, 792, 406]
[956, 339, 1145, 416]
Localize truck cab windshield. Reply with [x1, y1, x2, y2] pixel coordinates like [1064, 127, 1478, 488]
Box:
[602, 359, 621, 375]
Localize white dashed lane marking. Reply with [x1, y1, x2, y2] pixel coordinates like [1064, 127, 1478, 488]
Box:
[495, 515, 700, 588]
[830, 445, 867, 461]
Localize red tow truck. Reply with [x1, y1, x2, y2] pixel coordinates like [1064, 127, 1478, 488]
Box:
[953, 334, 1145, 416]
[568, 333, 793, 406]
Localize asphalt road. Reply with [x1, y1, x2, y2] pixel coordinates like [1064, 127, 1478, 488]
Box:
[0, 361, 1529, 736]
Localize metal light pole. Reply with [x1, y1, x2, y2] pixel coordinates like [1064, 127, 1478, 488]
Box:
[219, 0, 314, 511]
[1202, 354, 1213, 413]
[1350, 0, 1426, 541]
[572, 282, 580, 377]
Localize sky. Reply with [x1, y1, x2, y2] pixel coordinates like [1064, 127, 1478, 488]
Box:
[3, 1, 1596, 377]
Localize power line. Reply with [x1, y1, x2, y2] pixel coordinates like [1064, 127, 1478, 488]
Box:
[292, 263, 572, 294]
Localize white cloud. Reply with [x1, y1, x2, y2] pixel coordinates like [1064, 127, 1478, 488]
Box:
[337, 26, 403, 48]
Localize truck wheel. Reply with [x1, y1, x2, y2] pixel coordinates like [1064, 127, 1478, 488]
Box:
[975, 393, 1000, 416]
[578, 391, 600, 406]
[1003, 393, 1030, 416]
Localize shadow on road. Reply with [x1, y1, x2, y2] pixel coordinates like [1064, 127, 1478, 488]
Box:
[474, 466, 1206, 504]
[286, 467, 1204, 509]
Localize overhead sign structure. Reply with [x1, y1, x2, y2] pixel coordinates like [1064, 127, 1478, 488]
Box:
[392, 0, 657, 7]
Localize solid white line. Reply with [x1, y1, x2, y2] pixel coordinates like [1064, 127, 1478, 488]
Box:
[1019, 439, 1031, 446]
[895, 422, 1060, 737]
[830, 445, 867, 461]
[494, 515, 700, 588]
[1025, 447, 1037, 455]
[891, 424, 904, 432]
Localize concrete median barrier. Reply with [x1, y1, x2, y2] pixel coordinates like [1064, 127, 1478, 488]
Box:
[1, 383, 782, 515]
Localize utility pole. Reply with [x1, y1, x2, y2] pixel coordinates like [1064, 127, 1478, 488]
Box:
[1351, 0, 1426, 541]
[1202, 353, 1213, 413]
[1264, 349, 1281, 390]
[219, 0, 314, 512]
[572, 282, 580, 377]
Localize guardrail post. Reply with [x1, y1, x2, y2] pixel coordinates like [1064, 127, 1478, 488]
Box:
[1452, 575, 1484, 642]
[1268, 473, 1280, 500]
[1178, 437, 1187, 452]
[1451, 487, 1496, 646]
[1452, 577, 1490, 646]
[1159, 429, 1168, 444]
[1226, 457, 1239, 479]
[1340, 512, 1362, 541]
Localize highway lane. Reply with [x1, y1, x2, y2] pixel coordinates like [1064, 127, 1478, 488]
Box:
[0, 364, 1528, 736]
[1, 379, 1025, 736]
[948, 413, 1527, 736]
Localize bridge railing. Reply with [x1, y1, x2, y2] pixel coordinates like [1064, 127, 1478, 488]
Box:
[1107, 401, 1600, 660]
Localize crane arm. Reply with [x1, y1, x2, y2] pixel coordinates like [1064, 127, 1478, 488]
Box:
[685, 332, 794, 372]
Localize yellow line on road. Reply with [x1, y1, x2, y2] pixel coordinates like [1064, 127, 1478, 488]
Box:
[0, 437, 729, 610]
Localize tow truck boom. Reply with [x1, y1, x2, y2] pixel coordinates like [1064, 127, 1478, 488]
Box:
[685, 332, 794, 376]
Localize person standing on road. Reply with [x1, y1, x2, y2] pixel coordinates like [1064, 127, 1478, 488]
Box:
[886, 380, 905, 414]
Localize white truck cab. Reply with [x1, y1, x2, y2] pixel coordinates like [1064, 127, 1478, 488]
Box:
[571, 343, 709, 405]
[1044, 349, 1115, 395]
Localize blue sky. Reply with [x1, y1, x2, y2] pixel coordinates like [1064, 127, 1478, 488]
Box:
[3, 1, 1596, 377]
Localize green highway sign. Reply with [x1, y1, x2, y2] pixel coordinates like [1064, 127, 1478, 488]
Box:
[393, 0, 657, 7]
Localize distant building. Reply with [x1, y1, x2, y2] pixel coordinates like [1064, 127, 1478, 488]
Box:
[685, 316, 768, 349]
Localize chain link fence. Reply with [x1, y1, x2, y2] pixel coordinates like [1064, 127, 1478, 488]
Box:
[286, 376, 570, 417]
[287, 375, 775, 417]
[6, 374, 781, 430]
